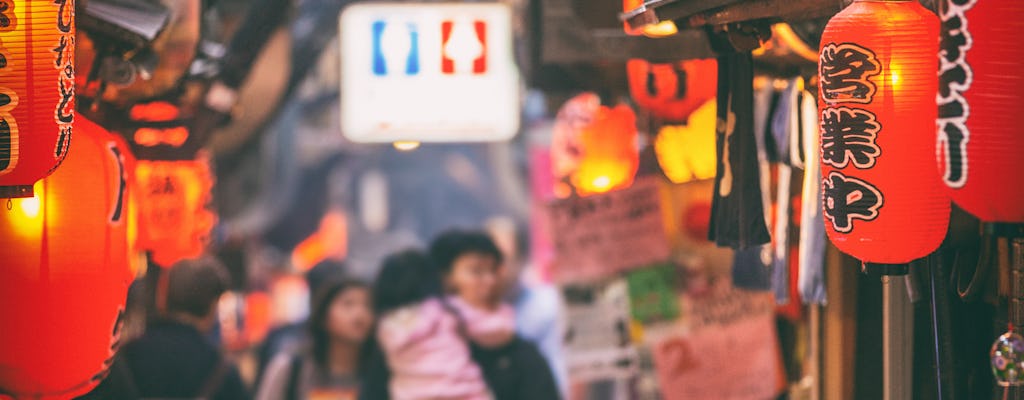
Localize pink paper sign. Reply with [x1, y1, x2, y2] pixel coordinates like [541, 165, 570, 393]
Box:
[653, 290, 781, 400]
[547, 179, 671, 284]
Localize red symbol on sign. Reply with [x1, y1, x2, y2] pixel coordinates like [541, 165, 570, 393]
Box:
[441, 20, 486, 74]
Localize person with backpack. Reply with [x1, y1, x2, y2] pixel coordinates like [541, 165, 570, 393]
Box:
[80, 257, 249, 400]
[255, 278, 375, 400]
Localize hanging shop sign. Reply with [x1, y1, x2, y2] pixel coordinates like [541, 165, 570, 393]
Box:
[937, 0, 1024, 222]
[339, 2, 519, 143]
[0, 0, 76, 198]
[818, 0, 948, 269]
[627, 58, 717, 123]
[547, 178, 670, 284]
[135, 155, 216, 268]
[0, 117, 133, 398]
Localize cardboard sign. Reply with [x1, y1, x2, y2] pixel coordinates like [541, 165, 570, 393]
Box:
[339, 3, 519, 142]
[547, 178, 671, 283]
[652, 289, 781, 400]
[563, 280, 639, 381]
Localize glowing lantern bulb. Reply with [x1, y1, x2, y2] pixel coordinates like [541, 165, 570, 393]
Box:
[19, 196, 40, 218]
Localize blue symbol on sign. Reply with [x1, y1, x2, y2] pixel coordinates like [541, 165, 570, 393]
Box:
[372, 20, 420, 76]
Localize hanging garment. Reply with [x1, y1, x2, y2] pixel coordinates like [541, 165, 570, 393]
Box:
[709, 52, 772, 250]
[732, 79, 776, 291]
[798, 90, 827, 304]
[732, 245, 773, 291]
[769, 78, 802, 304]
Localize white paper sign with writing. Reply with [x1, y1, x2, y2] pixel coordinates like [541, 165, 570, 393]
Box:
[547, 178, 671, 284]
[562, 279, 639, 381]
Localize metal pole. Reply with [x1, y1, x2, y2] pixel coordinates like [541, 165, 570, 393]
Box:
[927, 252, 955, 400]
[883, 274, 913, 400]
[1012, 235, 1024, 400]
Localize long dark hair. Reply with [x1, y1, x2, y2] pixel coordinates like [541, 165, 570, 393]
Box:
[372, 249, 443, 315]
[308, 278, 374, 375]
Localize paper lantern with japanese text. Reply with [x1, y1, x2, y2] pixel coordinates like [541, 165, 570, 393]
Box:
[818, 0, 948, 270]
[655, 99, 717, 183]
[135, 156, 216, 268]
[627, 58, 717, 123]
[937, 0, 1024, 222]
[0, 0, 76, 198]
[573, 102, 639, 195]
[0, 117, 133, 398]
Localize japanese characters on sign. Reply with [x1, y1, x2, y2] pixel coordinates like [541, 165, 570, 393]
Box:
[818, 42, 884, 234]
[546, 178, 671, 284]
[0, 0, 75, 177]
[651, 288, 780, 400]
[937, 0, 976, 188]
[54, 0, 75, 162]
[819, 43, 880, 104]
[822, 171, 883, 233]
[820, 107, 881, 169]
[0, 0, 16, 174]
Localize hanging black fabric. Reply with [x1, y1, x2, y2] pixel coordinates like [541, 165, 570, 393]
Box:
[732, 245, 773, 290]
[708, 52, 771, 250]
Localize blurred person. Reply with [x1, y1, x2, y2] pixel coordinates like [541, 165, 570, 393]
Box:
[80, 257, 249, 399]
[365, 249, 493, 400]
[485, 219, 569, 398]
[430, 229, 561, 400]
[255, 259, 349, 384]
[255, 278, 374, 399]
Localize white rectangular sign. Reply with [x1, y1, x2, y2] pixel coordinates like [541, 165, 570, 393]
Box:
[339, 2, 520, 143]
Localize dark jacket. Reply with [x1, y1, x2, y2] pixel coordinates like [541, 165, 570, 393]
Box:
[78, 320, 249, 400]
[359, 336, 561, 400]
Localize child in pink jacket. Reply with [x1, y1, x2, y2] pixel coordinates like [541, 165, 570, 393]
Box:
[373, 250, 506, 400]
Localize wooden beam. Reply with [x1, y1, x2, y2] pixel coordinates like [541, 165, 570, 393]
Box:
[542, 0, 715, 64]
[686, 0, 848, 27]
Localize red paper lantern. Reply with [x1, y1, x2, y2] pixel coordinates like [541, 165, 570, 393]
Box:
[135, 155, 216, 268]
[573, 102, 639, 195]
[818, 0, 948, 268]
[627, 58, 717, 123]
[937, 0, 1024, 222]
[0, 117, 133, 398]
[0, 0, 76, 198]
